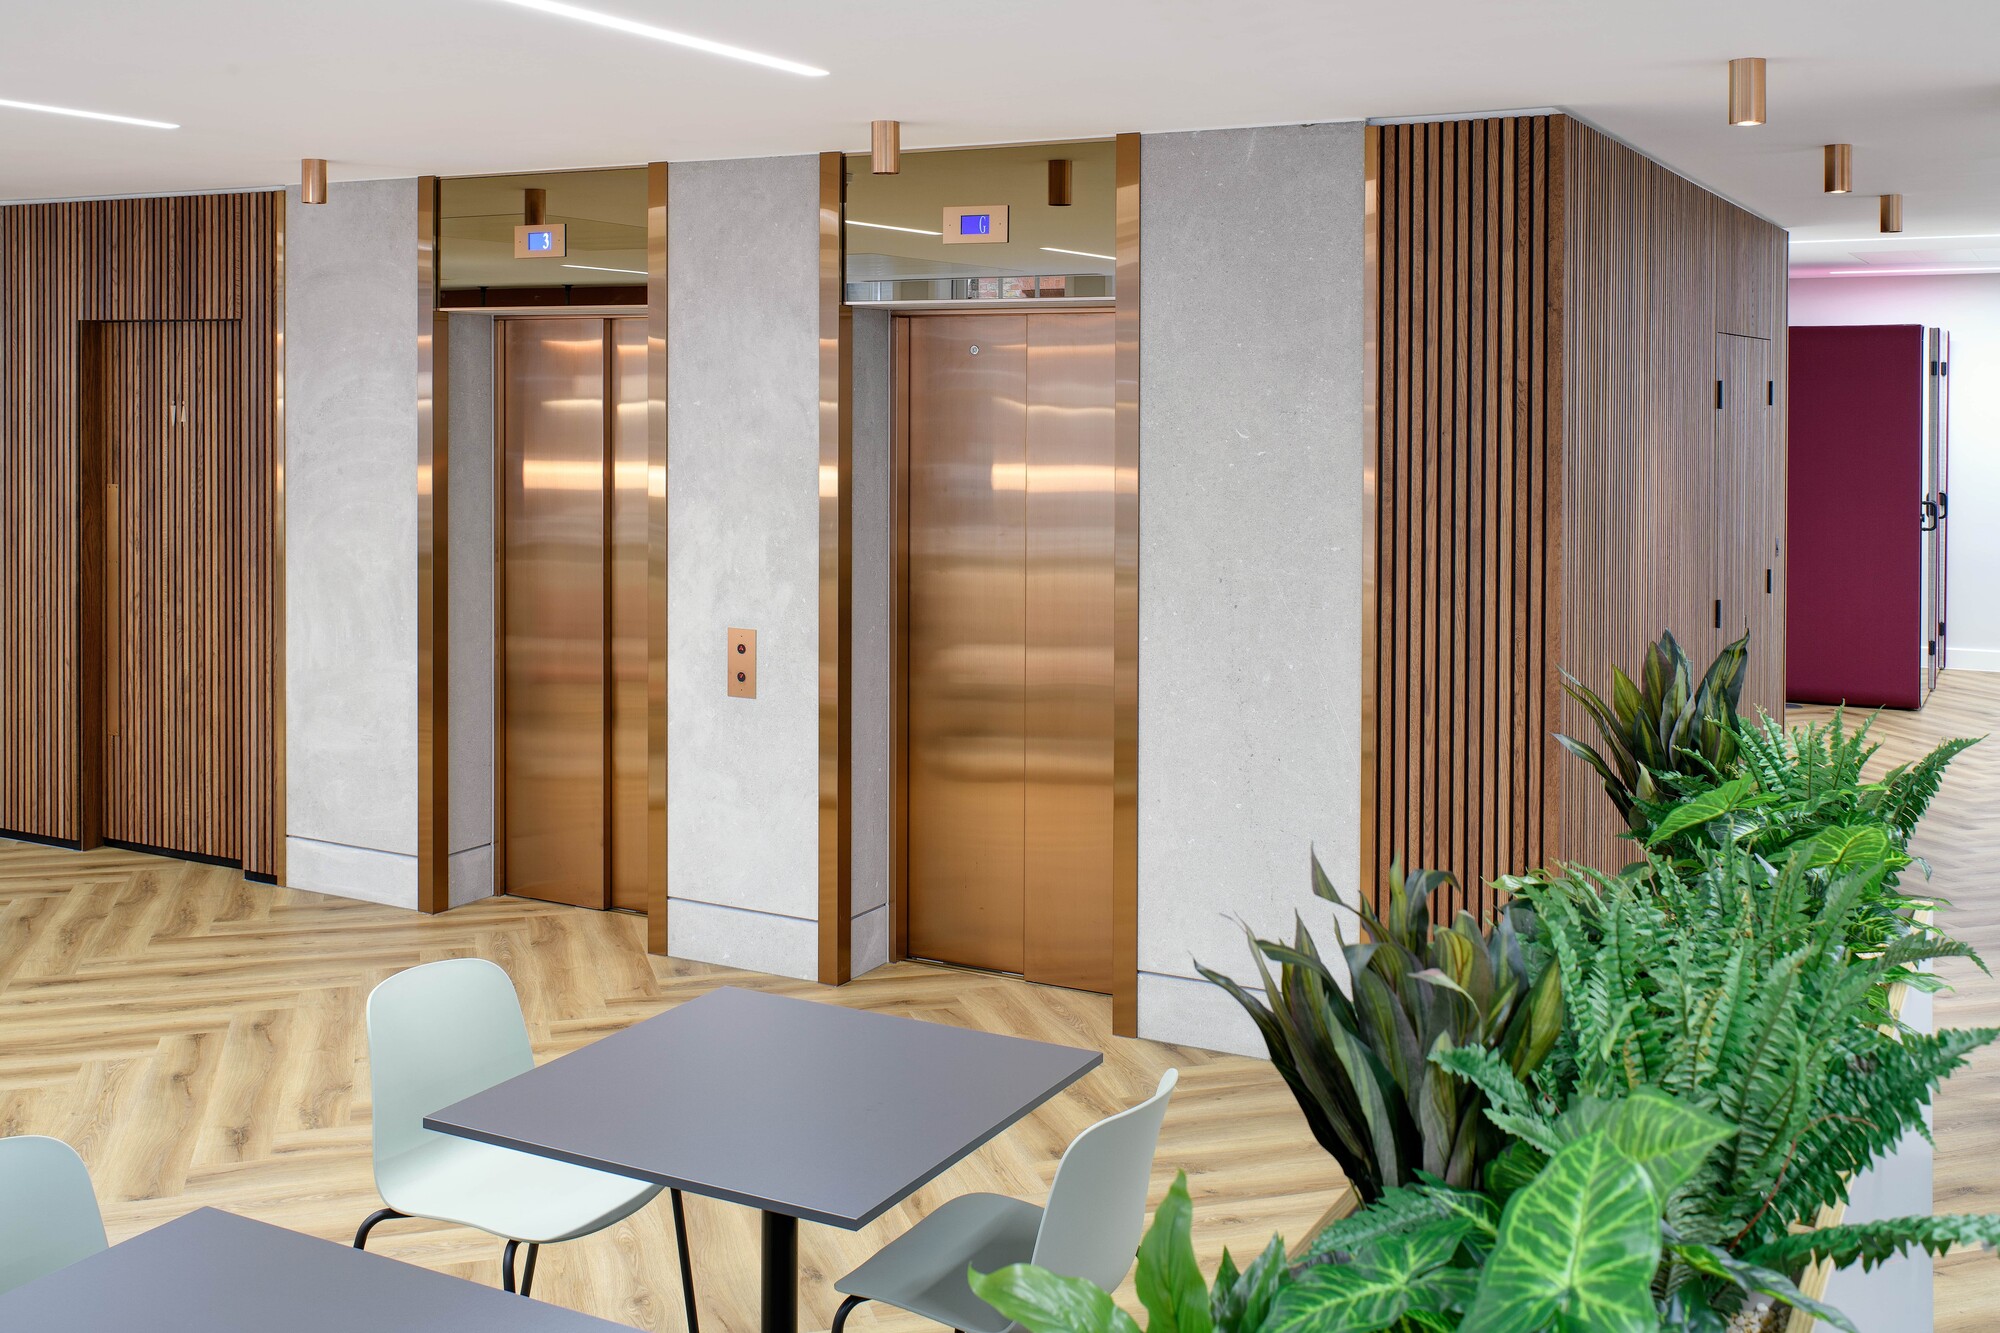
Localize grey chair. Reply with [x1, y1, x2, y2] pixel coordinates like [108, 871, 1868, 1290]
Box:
[830, 1068, 1178, 1333]
[354, 958, 699, 1325]
[0, 1135, 108, 1296]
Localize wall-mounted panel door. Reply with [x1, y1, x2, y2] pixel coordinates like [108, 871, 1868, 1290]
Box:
[94, 321, 245, 862]
[502, 317, 610, 909]
[1715, 333, 1778, 708]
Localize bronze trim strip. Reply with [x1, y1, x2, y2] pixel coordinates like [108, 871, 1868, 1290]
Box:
[1359, 124, 1381, 897]
[492, 324, 508, 897]
[646, 161, 669, 953]
[817, 151, 854, 985]
[890, 315, 911, 962]
[1111, 131, 1140, 1037]
[272, 188, 287, 884]
[417, 176, 450, 914]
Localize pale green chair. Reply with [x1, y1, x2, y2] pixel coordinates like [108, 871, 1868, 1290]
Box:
[830, 1068, 1179, 1333]
[0, 1135, 108, 1296]
[355, 958, 699, 1327]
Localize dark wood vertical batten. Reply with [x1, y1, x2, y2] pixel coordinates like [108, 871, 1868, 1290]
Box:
[0, 190, 284, 875]
[1363, 114, 1786, 908]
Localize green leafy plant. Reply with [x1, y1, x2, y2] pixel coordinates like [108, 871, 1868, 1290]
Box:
[1296, 1090, 1857, 1332]
[1486, 842, 1994, 1263]
[975, 1096, 1862, 1333]
[1554, 630, 1748, 837]
[1636, 707, 1981, 964]
[971, 1173, 1291, 1333]
[1196, 856, 1563, 1201]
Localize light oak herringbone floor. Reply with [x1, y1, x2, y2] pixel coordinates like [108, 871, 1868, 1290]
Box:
[5, 671, 1995, 1329]
[1792, 670, 2000, 1328]
[0, 849, 1343, 1331]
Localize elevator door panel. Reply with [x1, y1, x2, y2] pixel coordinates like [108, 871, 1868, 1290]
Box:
[906, 313, 1115, 993]
[504, 318, 609, 909]
[608, 318, 650, 913]
[96, 321, 244, 861]
[908, 315, 1028, 974]
[1023, 314, 1116, 993]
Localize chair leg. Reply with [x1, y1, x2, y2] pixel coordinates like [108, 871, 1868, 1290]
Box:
[671, 1188, 700, 1333]
[832, 1294, 868, 1333]
[520, 1242, 540, 1299]
[502, 1238, 521, 1294]
[352, 1207, 406, 1250]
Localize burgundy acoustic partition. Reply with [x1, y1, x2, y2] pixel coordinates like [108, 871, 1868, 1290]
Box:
[1787, 324, 1933, 709]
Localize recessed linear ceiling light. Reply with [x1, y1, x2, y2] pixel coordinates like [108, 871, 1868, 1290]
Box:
[563, 263, 648, 275]
[1793, 232, 2000, 245]
[848, 219, 940, 236]
[1043, 246, 1116, 262]
[1826, 266, 2000, 277]
[0, 96, 177, 129]
[488, 0, 828, 76]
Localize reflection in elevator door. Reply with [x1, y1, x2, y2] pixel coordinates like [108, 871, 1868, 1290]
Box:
[499, 316, 648, 912]
[905, 313, 1115, 993]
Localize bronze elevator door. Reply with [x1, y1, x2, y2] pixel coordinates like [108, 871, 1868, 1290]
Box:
[93, 321, 245, 862]
[500, 317, 648, 912]
[906, 313, 1116, 993]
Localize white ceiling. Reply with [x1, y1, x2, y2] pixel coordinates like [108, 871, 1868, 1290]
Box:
[6, 0, 1999, 270]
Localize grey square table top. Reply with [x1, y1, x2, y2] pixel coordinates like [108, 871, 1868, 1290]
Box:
[0, 1207, 635, 1331]
[425, 985, 1104, 1228]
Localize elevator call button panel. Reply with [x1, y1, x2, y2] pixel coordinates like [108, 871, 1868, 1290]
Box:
[728, 627, 757, 699]
[942, 205, 1009, 244]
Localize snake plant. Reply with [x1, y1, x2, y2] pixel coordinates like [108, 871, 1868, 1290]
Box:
[1555, 629, 1748, 837]
[1195, 855, 1562, 1202]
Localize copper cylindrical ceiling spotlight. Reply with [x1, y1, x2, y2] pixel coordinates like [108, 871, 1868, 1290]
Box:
[871, 120, 901, 174]
[1880, 193, 1904, 234]
[1048, 158, 1073, 207]
[1727, 57, 1766, 126]
[1823, 144, 1853, 194]
[301, 157, 328, 205]
[524, 187, 547, 225]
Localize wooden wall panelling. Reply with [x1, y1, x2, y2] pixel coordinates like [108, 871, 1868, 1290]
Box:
[1367, 113, 1787, 901]
[1367, 115, 1560, 917]
[0, 190, 281, 874]
[1554, 122, 1787, 870]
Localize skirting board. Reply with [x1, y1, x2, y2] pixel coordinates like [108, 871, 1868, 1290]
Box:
[448, 844, 495, 907]
[283, 837, 416, 908]
[1944, 648, 2000, 673]
[668, 898, 817, 981]
[1137, 970, 1267, 1057]
[852, 902, 889, 976]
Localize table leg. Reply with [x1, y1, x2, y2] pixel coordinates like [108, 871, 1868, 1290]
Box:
[761, 1210, 797, 1333]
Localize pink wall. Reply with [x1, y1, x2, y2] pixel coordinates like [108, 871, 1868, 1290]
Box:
[1792, 273, 2000, 673]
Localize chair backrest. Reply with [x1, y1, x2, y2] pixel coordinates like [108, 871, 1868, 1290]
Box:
[1030, 1069, 1178, 1290]
[0, 1135, 108, 1295]
[366, 958, 534, 1171]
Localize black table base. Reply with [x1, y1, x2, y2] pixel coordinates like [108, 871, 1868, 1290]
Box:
[761, 1212, 796, 1333]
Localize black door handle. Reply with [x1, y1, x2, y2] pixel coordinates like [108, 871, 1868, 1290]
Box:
[1938, 491, 1948, 519]
[1921, 499, 1939, 532]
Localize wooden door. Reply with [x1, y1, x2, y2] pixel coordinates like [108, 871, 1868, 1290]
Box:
[1715, 333, 1779, 709]
[92, 321, 245, 862]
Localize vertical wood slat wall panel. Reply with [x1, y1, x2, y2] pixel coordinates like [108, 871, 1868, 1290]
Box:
[1366, 114, 1787, 905]
[1369, 116, 1560, 919]
[0, 190, 279, 875]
